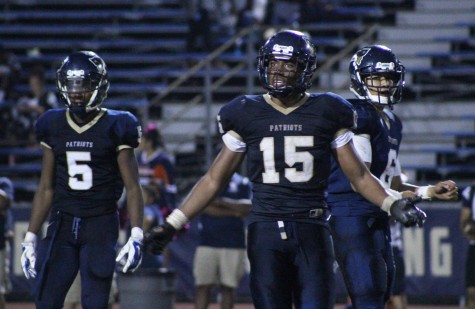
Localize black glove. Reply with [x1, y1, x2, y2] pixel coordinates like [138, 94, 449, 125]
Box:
[143, 222, 176, 255]
[390, 196, 427, 227]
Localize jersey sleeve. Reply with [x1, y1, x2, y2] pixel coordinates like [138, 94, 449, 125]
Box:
[116, 112, 142, 150]
[324, 93, 357, 131]
[352, 134, 372, 162]
[351, 101, 376, 135]
[217, 95, 248, 136]
[217, 95, 249, 152]
[35, 109, 56, 148]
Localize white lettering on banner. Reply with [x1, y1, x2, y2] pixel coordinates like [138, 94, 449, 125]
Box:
[430, 227, 451, 277]
[403, 226, 453, 278]
[404, 228, 425, 276]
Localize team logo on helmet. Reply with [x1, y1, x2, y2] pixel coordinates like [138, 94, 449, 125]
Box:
[272, 44, 294, 59]
[66, 69, 85, 79]
[354, 47, 371, 65]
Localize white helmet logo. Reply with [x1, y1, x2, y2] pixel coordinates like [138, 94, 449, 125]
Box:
[272, 44, 294, 58]
[66, 69, 85, 78]
[375, 62, 395, 70]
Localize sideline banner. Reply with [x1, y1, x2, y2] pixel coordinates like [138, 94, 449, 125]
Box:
[403, 203, 467, 301]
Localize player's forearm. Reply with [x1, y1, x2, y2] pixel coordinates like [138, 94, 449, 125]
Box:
[126, 186, 144, 228]
[352, 171, 389, 208]
[28, 189, 54, 234]
[180, 174, 223, 219]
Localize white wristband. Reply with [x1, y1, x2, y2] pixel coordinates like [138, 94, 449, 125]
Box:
[417, 185, 433, 199]
[382, 196, 397, 214]
[131, 227, 144, 240]
[24, 231, 37, 243]
[166, 209, 189, 230]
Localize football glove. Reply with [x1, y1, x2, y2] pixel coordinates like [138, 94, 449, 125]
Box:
[21, 232, 37, 279]
[143, 222, 176, 255]
[390, 196, 427, 227]
[116, 227, 143, 273]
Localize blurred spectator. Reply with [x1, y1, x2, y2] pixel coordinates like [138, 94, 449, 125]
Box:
[236, 0, 269, 29]
[141, 185, 165, 268]
[13, 66, 58, 143]
[0, 177, 14, 309]
[0, 45, 21, 144]
[182, 0, 253, 52]
[182, 0, 213, 53]
[461, 185, 475, 309]
[137, 124, 177, 216]
[137, 124, 177, 267]
[298, 0, 343, 25]
[269, 0, 300, 26]
[0, 44, 21, 104]
[193, 172, 252, 309]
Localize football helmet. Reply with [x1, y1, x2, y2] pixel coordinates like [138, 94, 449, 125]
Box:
[349, 45, 405, 108]
[257, 30, 317, 98]
[57, 51, 109, 118]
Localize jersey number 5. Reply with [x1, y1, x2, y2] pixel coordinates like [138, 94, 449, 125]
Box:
[260, 136, 313, 183]
[66, 151, 93, 190]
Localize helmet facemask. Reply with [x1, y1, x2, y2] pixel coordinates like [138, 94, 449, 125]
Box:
[260, 55, 309, 98]
[358, 69, 404, 107]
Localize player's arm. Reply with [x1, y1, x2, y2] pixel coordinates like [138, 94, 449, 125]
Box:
[180, 145, 245, 219]
[21, 145, 54, 279]
[352, 134, 415, 199]
[391, 173, 458, 201]
[0, 181, 12, 215]
[333, 131, 425, 226]
[118, 148, 144, 229]
[334, 139, 389, 207]
[28, 145, 55, 234]
[116, 147, 145, 273]
[144, 145, 245, 255]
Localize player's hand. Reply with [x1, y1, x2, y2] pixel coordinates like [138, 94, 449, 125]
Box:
[116, 227, 143, 273]
[431, 180, 458, 201]
[21, 232, 37, 279]
[143, 222, 176, 255]
[390, 196, 427, 227]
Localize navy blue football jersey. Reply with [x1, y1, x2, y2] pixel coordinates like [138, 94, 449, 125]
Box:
[35, 108, 142, 217]
[328, 99, 403, 216]
[217, 93, 356, 223]
[199, 173, 252, 248]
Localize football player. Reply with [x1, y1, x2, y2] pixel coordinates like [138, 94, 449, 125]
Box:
[461, 185, 475, 309]
[20, 51, 144, 309]
[144, 30, 426, 308]
[327, 45, 458, 309]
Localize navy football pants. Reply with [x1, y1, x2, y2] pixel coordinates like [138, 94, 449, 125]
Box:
[247, 221, 335, 309]
[330, 215, 394, 309]
[34, 211, 119, 309]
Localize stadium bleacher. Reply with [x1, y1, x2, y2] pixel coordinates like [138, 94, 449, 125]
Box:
[1, 0, 474, 201]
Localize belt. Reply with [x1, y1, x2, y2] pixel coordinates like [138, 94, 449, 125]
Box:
[289, 208, 331, 221]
